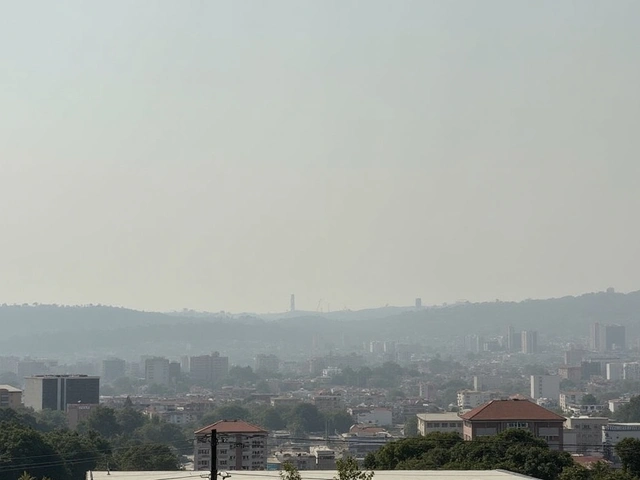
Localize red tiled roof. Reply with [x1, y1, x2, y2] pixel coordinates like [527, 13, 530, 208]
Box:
[460, 399, 566, 421]
[195, 419, 267, 435]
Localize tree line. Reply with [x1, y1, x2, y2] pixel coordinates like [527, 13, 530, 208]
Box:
[363, 429, 640, 480]
[0, 406, 182, 480]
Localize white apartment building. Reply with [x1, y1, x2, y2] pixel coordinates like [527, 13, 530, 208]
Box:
[416, 413, 464, 436]
[623, 362, 640, 381]
[530, 375, 560, 403]
[609, 398, 631, 413]
[457, 390, 501, 411]
[606, 363, 624, 381]
[473, 375, 502, 392]
[195, 419, 268, 471]
[348, 407, 393, 427]
[559, 392, 584, 413]
[603, 423, 640, 463]
[145, 357, 170, 386]
[564, 416, 608, 454]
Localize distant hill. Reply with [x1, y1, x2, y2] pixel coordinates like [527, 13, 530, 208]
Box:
[0, 289, 638, 360]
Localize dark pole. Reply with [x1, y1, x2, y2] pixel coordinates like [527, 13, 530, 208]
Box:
[210, 429, 218, 480]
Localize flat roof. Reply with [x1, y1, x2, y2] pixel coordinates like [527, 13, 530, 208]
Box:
[417, 412, 463, 421]
[0, 384, 22, 392]
[87, 471, 539, 480]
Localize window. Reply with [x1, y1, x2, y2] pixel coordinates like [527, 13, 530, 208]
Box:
[198, 449, 208, 455]
[220, 461, 227, 466]
[506, 422, 529, 429]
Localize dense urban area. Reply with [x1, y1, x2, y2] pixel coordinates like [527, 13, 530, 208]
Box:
[3, 290, 640, 480]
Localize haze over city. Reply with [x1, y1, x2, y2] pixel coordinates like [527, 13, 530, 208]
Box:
[2, 0, 640, 314]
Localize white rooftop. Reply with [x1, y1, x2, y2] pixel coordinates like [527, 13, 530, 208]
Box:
[0, 384, 21, 392]
[416, 412, 463, 421]
[87, 470, 539, 480]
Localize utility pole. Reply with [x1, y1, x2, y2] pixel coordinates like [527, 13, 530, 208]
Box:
[210, 429, 217, 480]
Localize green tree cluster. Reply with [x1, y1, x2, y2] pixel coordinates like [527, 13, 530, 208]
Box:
[616, 396, 640, 423]
[331, 363, 419, 389]
[200, 402, 355, 435]
[0, 406, 183, 480]
[364, 430, 574, 480]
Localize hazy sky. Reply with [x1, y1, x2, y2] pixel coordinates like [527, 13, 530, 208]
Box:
[1, 1, 639, 313]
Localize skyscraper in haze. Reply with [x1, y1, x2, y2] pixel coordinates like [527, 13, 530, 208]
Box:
[590, 323, 602, 352]
[521, 330, 538, 354]
[506, 325, 522, 353]
[604, 324, 626, 351]
[290, 294, 295, 312]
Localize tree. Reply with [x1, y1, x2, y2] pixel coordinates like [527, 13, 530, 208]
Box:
[287, 403, 325, 433]
[0, 422, 70, 480]
[113, 444, 180, 471]
[45, 430, 101, 480]
[334, 456, 374, 480]
[79, 406, 121, 438]
[581, 394, 599, 405]
[134, 418, 189, 453]
[326, 410, 354, 434]
[280, 461, 302, 480]
[616, 396, 640, 422]
[615, 437, 640, 476]
[260, 408, 286, 430]
[201, 404, 251, 426]
[403, 416, 418, 437]
[116, 407, 146, 435]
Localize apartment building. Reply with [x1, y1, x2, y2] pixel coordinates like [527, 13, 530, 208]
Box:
[348, 407, 393, 426]
[0, 384, 22, 408]
[461, 398, 565, 450]
[194, 419, 268, 471]
[23, 375, 99, 411]
[457, 390, 501, 411]
[416, 412, 463, 436]
[603, 423, 640, 463]
[564, 416, 608, 454]
[530, 375, 560, 403]
[145, 357, 170, 386]
[190, 352, 229, 385]
[101, 358, 126, 384]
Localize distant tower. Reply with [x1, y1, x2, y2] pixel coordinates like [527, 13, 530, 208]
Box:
[415, 298, 422, 309]
[290, 294, 295, 312]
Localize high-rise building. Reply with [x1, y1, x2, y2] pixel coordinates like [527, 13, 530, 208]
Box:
[530, 375, 560, 402]
[145, 357, 170, 386]
[101, 358, 126, 384]
[255, 354, 280, 374]
[521, 331, 538, 354]
[590, 323, 602, 352]
[604, 325, 626, 351]
[415, 298, 422, 309]
[290, 294, 295, 312]
[189, 352, 229, 385]
[194, 419, 268, 471]
[506, 325, 522, 353]
[23, 375, 99, 411]
[169, 361, 181, 381]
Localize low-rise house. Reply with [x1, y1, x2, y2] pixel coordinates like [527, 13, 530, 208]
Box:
[416, 412, 463, 437]
[194, 419, 268, 471]
[0, 384, 22, 408]
[348, 407, 393, 426]
[460, 398, 565, 450]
